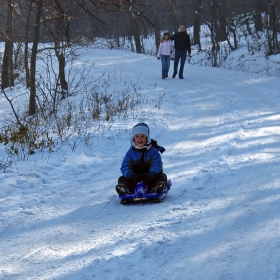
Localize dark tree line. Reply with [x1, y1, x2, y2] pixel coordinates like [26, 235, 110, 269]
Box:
[0, 0, 279, 115]
[0, 0, 153, 115]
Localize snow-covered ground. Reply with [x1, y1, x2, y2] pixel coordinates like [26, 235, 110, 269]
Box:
[1, 48, 280, 280]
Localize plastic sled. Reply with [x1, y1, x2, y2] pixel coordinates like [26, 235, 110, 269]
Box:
[119, 179, 172, 204]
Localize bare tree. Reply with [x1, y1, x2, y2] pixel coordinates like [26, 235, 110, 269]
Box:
[217, 0, 227, 42]
[1, 0, 14, 89]
[29, 0, 42, 116]
[43, 1, 71, 97]
[151, 3, 161, 52]
[193, 0, 202, 49]
[267, 0, 279, 54]
[254, 0, 264, 33]
[24, 0, 32, 88]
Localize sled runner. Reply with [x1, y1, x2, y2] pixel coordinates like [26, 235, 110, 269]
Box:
[119, 179, 172, 204]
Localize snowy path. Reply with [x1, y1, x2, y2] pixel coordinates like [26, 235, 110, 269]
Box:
[1, 49, 280, 280]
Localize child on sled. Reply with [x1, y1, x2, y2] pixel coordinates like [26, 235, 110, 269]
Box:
[116, 123, 167, 195]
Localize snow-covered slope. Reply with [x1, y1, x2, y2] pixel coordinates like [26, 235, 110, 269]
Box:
[0, 49, 280, 280]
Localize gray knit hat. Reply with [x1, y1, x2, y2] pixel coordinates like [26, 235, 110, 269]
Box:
[131, 123, 151, 145]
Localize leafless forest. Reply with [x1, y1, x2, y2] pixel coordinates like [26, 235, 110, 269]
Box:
[0, 0, 279, 162]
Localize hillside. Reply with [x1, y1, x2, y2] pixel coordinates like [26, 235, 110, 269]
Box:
[0, 48, 280, 280]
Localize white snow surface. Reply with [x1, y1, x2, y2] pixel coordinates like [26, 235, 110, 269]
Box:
[1, 48, 280, 280]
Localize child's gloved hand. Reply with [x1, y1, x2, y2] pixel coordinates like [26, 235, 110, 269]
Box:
[144, 172, 156, 183]
[128, 172, 142, 182]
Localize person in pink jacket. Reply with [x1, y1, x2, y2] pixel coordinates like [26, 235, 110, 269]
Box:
[157, 32, 174, 79]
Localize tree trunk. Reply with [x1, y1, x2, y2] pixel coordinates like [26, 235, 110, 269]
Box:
[152, 5, 161, 54]
[24, 0, 32, 88]
[1, 44, 10, 90]
[207, 1, 220, 66]
[1, 0, 14, 89]
[218, 4, 227, 42]
[54, 16, 69, 98]
[8, 2, 14, 88]
[29, 0, 42, 116]
[227, 20, 238, 50]
[254, 0, 263, 32]
[130, 15, 142, 53]
[56, 53, 68, 93]
[269, 0, 279, 53]
[193, 0, 202, 49]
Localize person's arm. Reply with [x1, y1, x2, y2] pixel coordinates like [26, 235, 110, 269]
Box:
[169, 33, 175, 41]
[149, 149, 163, 174]
[187, 34, 191, 55]
[170, 41, 174, 59]
[157, 42, 163, 58]
[120, 149, 134, 178]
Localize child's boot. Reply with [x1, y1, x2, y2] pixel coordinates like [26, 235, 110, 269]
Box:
[150, 182, 165, 194]
[116, 184, 131, 195]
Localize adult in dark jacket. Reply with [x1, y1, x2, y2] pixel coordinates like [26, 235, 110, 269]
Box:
[170, 25, 191, 79]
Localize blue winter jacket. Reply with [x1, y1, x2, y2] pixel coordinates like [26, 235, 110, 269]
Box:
[120, 146, 163, 178]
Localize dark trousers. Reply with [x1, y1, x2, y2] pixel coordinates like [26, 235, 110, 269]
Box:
[118, 173, 167, 193]
[173, 50, 187, 78]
